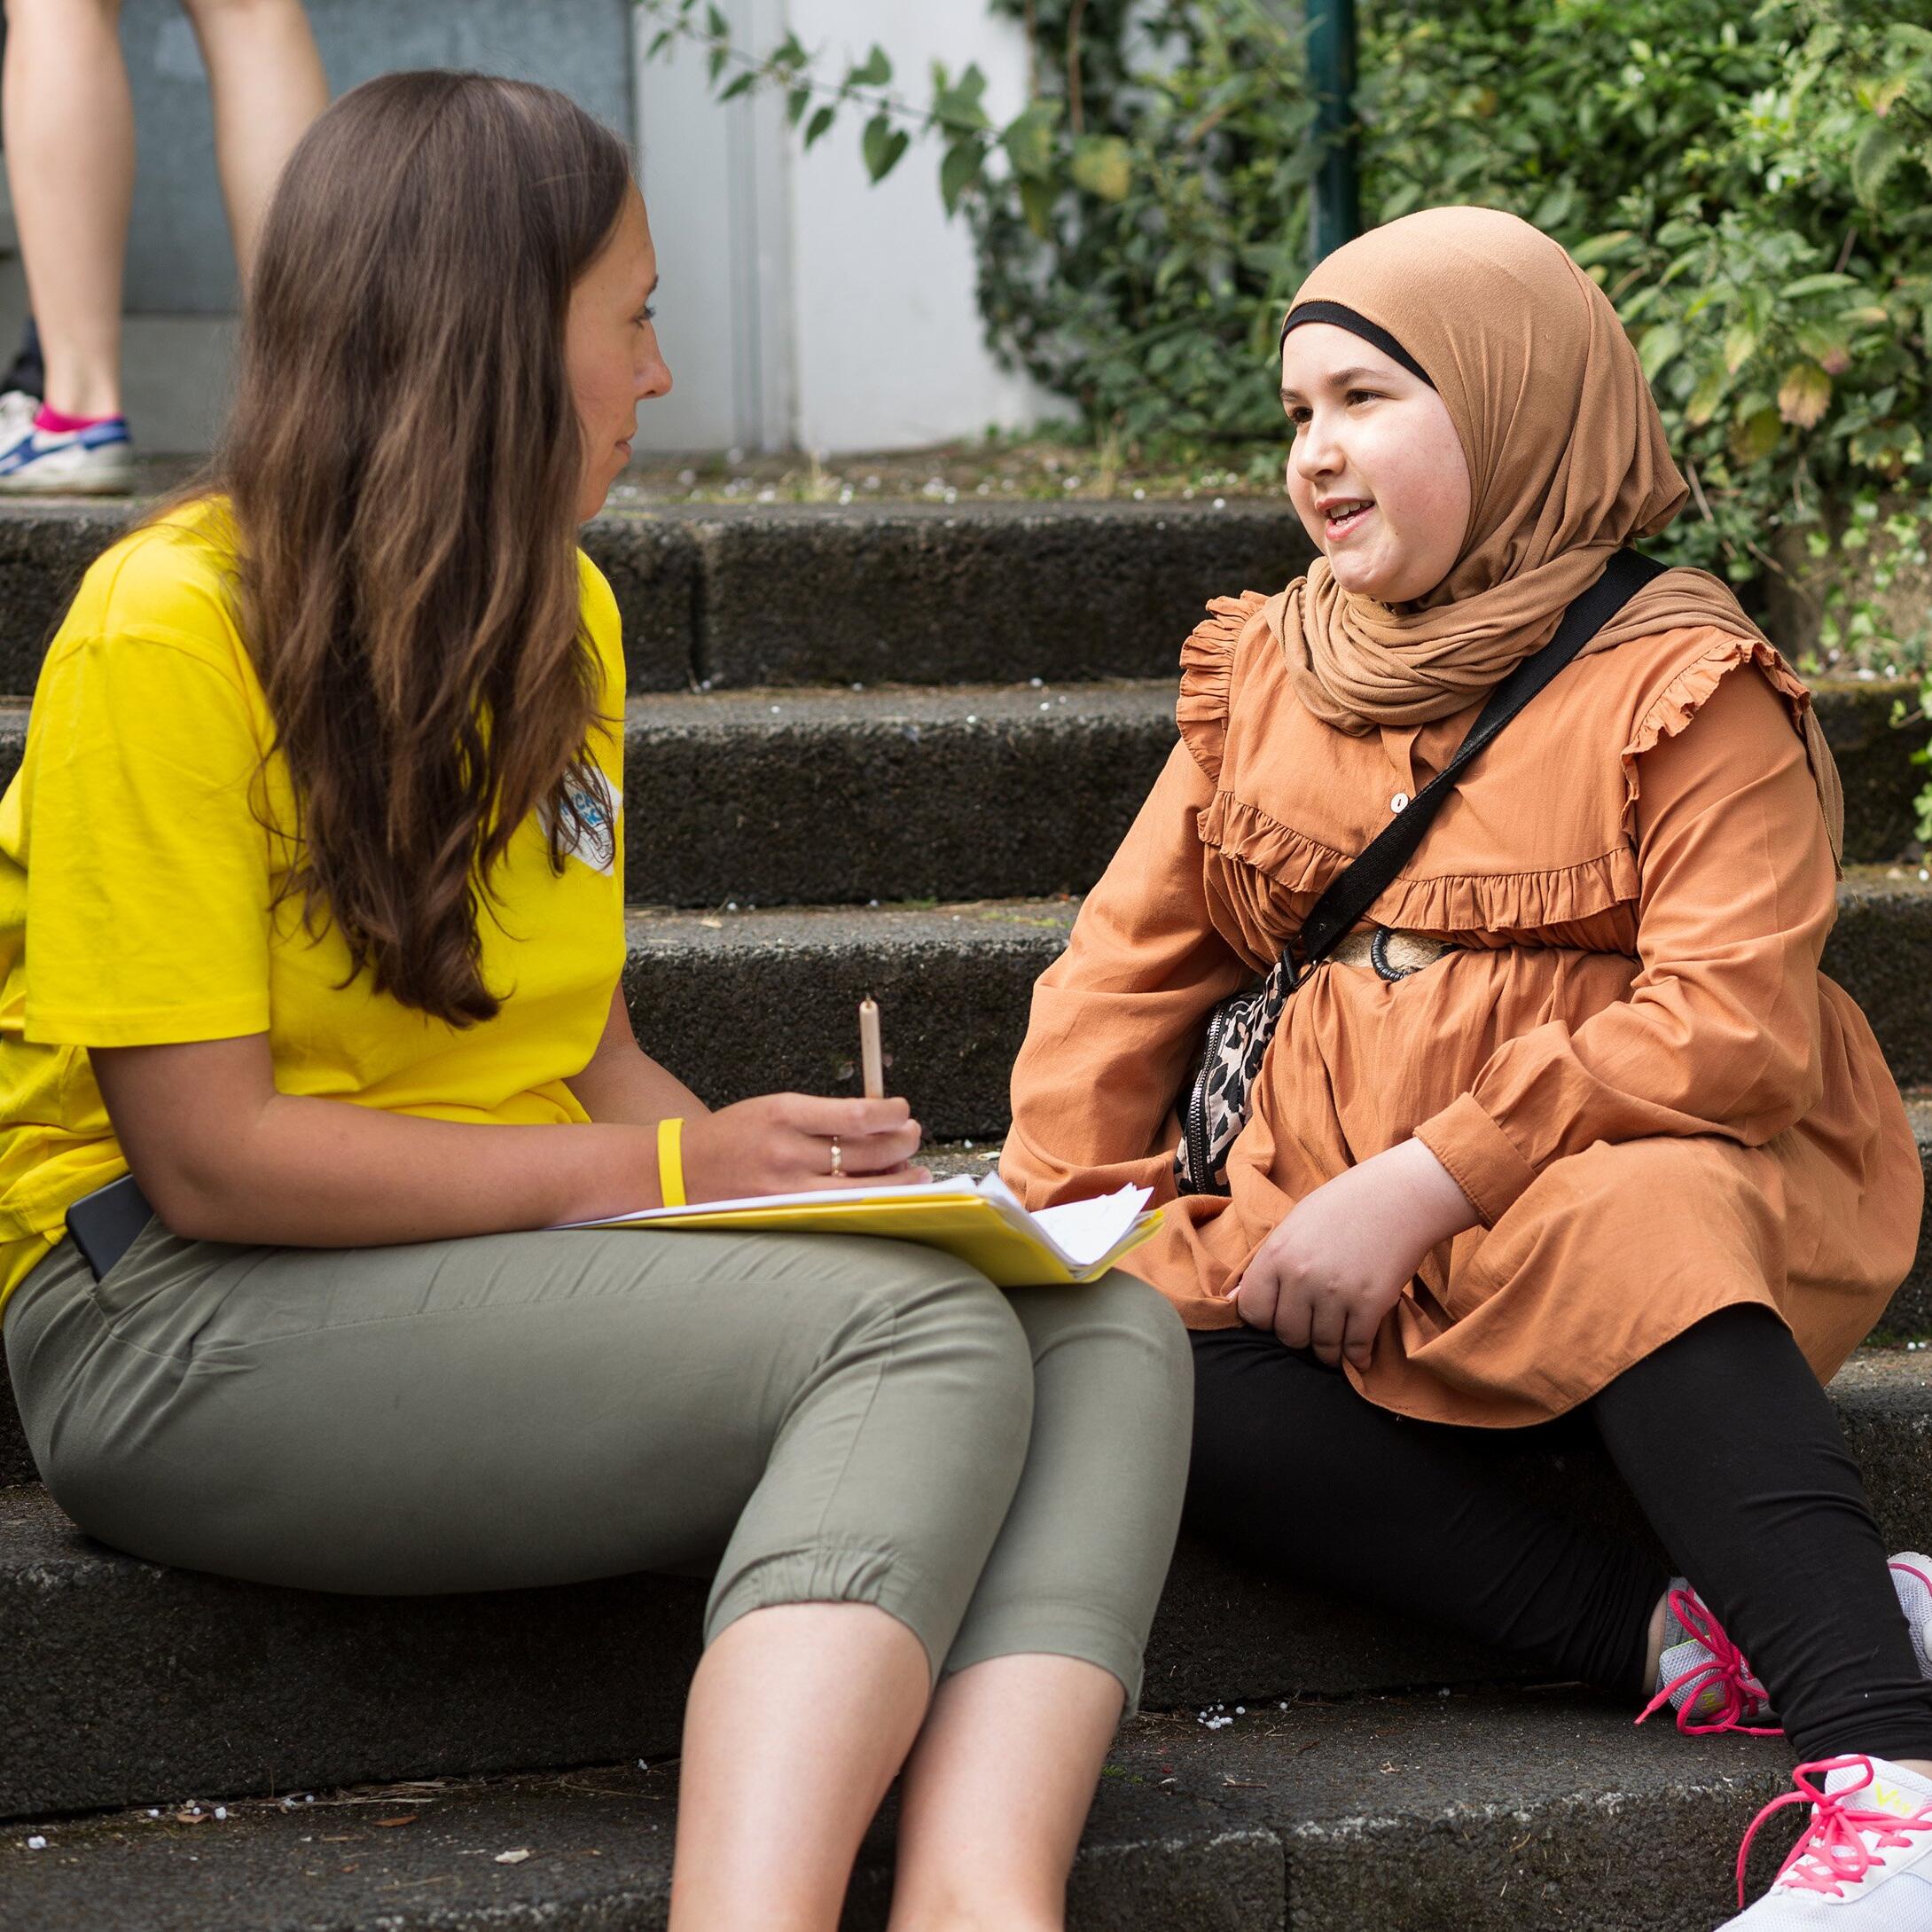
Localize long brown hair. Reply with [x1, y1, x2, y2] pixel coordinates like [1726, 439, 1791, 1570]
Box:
[212, 72, 630, 1026]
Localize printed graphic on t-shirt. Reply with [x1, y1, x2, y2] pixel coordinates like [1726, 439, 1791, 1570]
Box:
[548, 777, 622, 876]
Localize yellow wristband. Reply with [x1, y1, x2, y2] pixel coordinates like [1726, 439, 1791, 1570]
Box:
[657, 1115, 687, 1208]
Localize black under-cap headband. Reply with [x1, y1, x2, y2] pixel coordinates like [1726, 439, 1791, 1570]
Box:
[1280, 301, 1435, 391]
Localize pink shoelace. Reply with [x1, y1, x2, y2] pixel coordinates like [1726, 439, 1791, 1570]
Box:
[1734, 1756, 1932, 1905]
[1635, 1586, 1780, 1737]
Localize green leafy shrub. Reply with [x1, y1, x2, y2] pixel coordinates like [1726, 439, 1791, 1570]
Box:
[637, 0, 1932, 657]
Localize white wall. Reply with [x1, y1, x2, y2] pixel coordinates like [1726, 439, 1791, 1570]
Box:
[634, 0, 1054, 455]
[781, 0, 1050, 452]
[18, 0, 1049, 454]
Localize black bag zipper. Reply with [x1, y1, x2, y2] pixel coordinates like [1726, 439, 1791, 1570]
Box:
[1181, 998, 1233, 1193]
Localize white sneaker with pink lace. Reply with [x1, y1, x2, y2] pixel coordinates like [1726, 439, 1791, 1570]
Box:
[1720, 1756, 1932, 1925]
[1889, 1554, 1932, 1678]
[1639, 1581, 1779, 1736]
[1640, 1558, 1932, 1741]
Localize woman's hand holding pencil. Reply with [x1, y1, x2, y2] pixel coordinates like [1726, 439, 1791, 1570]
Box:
[681, 1092, 928, 1203]
[677, 1000, 926, 1202]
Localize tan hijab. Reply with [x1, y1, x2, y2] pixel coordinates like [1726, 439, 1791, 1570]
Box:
[1274, 206, 1843, 860]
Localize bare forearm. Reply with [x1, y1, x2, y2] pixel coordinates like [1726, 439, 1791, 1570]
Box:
[149, 1093, 661, 1248]
[566, 1043, 708, 1128]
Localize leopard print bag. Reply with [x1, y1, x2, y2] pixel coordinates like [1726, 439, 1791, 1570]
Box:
[1173, 958, 1295, 1195]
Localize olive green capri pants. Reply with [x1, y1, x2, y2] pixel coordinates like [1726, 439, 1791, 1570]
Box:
[4, 1216, 1193, 1707]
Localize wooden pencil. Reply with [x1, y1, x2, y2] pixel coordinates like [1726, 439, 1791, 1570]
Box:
[859, 997, 885, 1099]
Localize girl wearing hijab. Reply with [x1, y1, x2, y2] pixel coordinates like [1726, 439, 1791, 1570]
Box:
[1004, 207, 1931, 1925]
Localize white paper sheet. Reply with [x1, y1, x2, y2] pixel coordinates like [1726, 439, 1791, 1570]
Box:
[1029, 1185, 1154, 1267]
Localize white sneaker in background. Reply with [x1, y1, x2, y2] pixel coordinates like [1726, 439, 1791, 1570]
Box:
[1721, 1755, 1932, 1925]
[1639, 1559, 1932, 1743]
[0, 411, 134, 495]
[0, 389, 40, 443]
[1639, 1581, 1779, 1736]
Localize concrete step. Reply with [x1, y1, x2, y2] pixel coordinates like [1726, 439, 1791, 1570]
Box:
[0, 684, 1179, 908]
[2, 674, 1924, 894]
[0, 1688, 1807, 1931]
[612, 876, 1932, 1132]
[2, 1352, 1928, 1821]
[6, 489, 1929, 761]
[0, 498, 1315, 694]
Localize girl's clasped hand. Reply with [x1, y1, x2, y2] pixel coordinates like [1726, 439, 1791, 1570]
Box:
[1230, 1139, 1480, 1370]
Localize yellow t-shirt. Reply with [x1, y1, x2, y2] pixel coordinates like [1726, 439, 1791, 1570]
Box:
[0, 498, 628, 1312]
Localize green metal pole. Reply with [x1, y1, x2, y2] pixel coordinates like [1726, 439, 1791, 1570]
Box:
[1307, 0, 1360, 263]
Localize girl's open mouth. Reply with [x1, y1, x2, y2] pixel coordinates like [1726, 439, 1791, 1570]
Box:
[1325, 500, 1374, 543]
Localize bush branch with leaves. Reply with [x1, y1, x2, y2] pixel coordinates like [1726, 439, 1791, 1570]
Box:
[638, 0, 1932, 823]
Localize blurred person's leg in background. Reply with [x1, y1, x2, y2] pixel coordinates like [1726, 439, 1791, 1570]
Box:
[0, 0, 324, 489]
[3, 0, 133, 423]
[179, 0, 326, 277]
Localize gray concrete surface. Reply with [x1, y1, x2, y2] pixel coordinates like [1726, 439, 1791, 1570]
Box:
[1891, 1093, 1932, 1337]
[616, 683, 1180, 904]
[683, 499, 1318, 686]
[1108, 1691, 1796, 1932]
[0, 499, 1924, 778]
[0, 1689, 1820, 1931]
[0, 501, 703, 694]
[0, 1482, 704, 1822]
[0, 499, 1315, 695]
[607, 877, 1932, 1130]
[4, 1356, 1929, 1820]
[1, 673, 1924, 893]
[1826, 868, 1932, 1088]
[616, 899, 1070, 1136]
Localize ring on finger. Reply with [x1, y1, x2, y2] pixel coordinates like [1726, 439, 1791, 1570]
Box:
[829, 1135, 842, 1178]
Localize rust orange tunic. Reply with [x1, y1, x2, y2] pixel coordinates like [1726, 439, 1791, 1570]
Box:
[1002, 594, 1924, 1427]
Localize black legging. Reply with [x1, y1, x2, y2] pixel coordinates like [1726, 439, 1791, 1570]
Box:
[1188, 1303, 1932, 1763]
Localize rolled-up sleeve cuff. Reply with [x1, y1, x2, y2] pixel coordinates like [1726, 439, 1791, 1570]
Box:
[1415, 1093, 1538, 1229]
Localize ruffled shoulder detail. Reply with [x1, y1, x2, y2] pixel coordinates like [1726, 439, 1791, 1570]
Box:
[1176, 591, 1273, 781]
[1618, 631, 1814, 840]
[1200, 790, 1640, 937]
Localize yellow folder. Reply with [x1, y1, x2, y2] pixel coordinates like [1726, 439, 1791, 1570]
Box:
[571, 1175, 1162, 1289]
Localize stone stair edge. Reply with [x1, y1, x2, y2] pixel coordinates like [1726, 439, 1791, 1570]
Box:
[3, 1349, 1929, 1824]
[3, 680, 1925, 896]
[1, 669, 1924, 712]
[0, 497, 1323, 695]
[8, 495, 1928, 700]
[0, 1689, 1808, 1932]
[5, 669, 1927, 708]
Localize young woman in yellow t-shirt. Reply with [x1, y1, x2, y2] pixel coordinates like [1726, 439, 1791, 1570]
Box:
[0, 74, 1192, 1932]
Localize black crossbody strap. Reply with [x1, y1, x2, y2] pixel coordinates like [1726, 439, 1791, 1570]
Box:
[1294, 549, 1669, 966]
